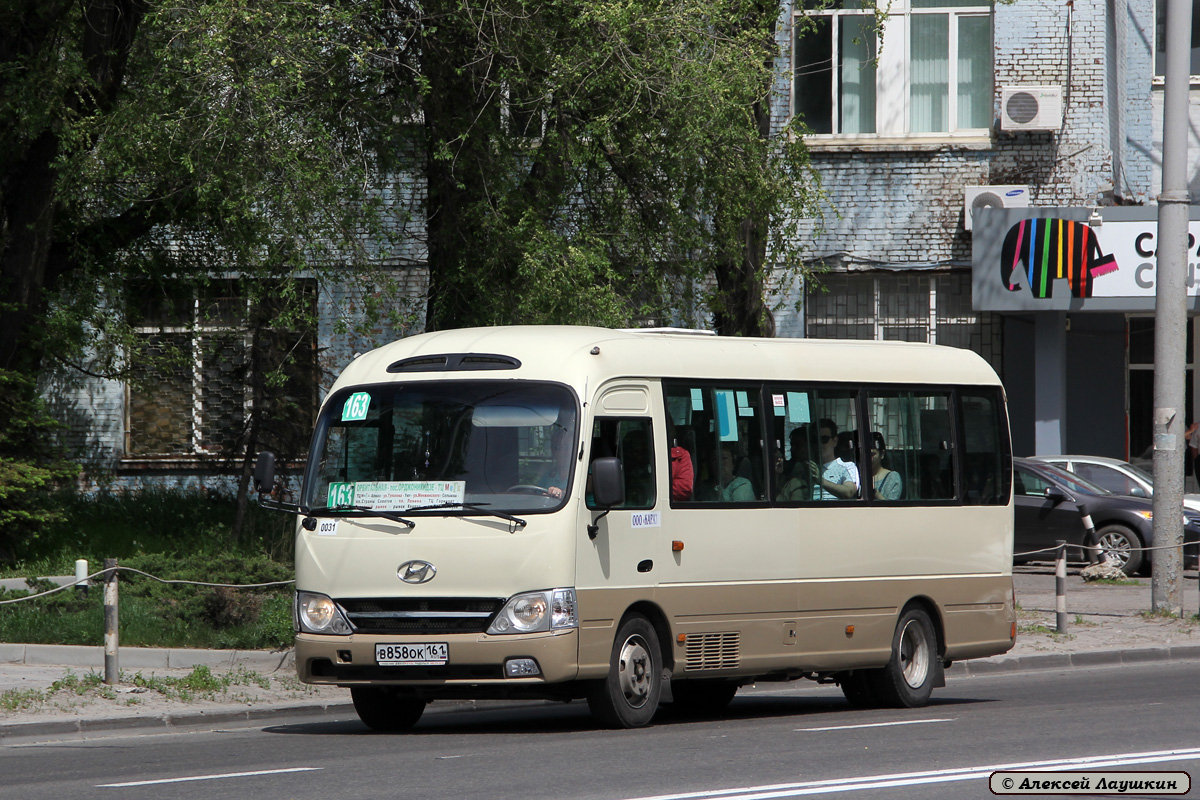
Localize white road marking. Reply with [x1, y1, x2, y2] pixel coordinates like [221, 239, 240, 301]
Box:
[619, 747, 1200, 800]
[98, 767, 321, 788]
[796, 719, 954, 732]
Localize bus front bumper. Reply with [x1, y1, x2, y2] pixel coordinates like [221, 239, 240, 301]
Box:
[295, 628, 582, 697]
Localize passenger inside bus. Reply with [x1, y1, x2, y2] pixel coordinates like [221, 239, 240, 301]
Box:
[812, 419, 859, 500]
[869, 431, 903, 500]
[776, 426, 813, 502]
[719, 443, 756, 502]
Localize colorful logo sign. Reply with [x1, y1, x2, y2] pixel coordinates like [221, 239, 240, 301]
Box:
[1000, 218, 1119, 299]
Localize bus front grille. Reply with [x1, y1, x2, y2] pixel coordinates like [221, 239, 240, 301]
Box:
[684, 632, 740, 671]
[336, 597, 505, 635]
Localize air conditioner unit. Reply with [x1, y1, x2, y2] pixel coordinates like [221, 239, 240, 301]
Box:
[1000, 86, 1063, 131]
[964, 185, 1029, 231]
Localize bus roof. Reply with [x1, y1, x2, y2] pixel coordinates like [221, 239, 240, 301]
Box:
[334, 325, 1003, 391]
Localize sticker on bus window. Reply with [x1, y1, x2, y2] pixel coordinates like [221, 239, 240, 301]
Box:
[787, 392, 810, 424]
[772, 394, 786, 416]
[341, 392, 372, 422]
[331, 481, 466, 512]
[736, 391, 754, 417]
[715, 390, 738, 441]
[690, 388, 705, 411]
[328, 482, 356, 508]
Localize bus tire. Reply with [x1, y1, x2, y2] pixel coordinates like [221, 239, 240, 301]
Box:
[587, 614, 662, 728]
[839, 670, 883, 708]
[351, 687, 427, 732]
[874, 607, 938, 708]
[669, 680, 738, 716]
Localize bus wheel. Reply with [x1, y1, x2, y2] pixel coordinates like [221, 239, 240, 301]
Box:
[587, 614, 662, 728]
[670, 680, 738, 717]
[839, 670, 882, 708]
[874, 607, 938, 708]
[351, 687, 427, 732]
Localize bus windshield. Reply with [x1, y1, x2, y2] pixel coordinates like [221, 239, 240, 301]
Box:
[303, 381, 578, 514]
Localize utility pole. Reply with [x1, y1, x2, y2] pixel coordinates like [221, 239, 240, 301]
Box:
[1150, 0, 1192, 616]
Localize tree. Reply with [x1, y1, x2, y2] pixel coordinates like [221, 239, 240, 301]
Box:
[0, 0, 820, 532]
[413, 0, 818, 336]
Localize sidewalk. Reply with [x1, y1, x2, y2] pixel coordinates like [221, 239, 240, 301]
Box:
[1, 567, 1197, 741]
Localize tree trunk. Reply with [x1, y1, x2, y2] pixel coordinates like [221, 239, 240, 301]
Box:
[712, 94, 776, 339]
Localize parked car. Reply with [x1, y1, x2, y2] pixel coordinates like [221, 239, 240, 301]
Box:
[1013, 457, 1200, 576]
[1029, 454, 1200, 513]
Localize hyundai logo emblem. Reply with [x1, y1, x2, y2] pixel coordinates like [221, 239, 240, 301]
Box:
[398, 560, 437, 584]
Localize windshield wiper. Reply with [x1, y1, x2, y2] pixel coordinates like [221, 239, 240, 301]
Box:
[329, 504, 415, 528]
[403, 502, 527, 530]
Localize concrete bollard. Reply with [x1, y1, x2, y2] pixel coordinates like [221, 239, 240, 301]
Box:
[103, 558, 118, 685]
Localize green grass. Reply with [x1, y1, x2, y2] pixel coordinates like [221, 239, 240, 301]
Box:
[0, 488, 295, 649]
[0, 665, 278, 710]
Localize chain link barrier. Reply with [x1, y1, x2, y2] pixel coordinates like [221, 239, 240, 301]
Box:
[0, 566, 294, 605]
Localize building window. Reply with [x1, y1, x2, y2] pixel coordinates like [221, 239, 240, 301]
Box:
[793, 0, 994, 137]
[1154, 0, 1200, 78]
[126, 280, 318, 461]
[804, 271, 1002, 371]
[1128, 315, 1195, 467]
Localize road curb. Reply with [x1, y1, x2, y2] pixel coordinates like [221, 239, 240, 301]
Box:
[0, 643, 295, 672]
[949, 644, 1200, 676]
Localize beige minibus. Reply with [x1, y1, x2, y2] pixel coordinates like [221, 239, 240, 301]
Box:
[254, 325, 1015, 730]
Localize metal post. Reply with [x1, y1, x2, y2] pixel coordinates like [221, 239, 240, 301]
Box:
[103, 558, 118, 686]
[1151, 0, 1193, 616]
[1055, 540, 1067, 634]
[1077, 503, 1101, 565]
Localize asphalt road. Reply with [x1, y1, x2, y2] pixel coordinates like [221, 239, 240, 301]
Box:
[4, 661, 1197, 800]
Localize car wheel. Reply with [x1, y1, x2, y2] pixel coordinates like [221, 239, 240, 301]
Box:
[1096, 525, 1143, 576]
[351, 687, 426, 732]
[872, 606, 940, 708]
[587, 614, 662, 728]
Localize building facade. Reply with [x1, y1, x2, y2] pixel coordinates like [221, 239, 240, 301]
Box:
[46, 0, 1197, 489]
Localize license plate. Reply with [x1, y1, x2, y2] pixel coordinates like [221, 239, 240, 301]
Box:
[375, 642, 449, 666]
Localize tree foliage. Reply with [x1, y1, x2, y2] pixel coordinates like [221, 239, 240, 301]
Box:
[409, 0, 818, 335]
[0, 0, 819, 517]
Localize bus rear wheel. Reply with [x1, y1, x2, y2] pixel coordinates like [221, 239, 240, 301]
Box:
[351, 687, 427, 732]
[587, 614, 662, 728]
[873, 607, 939, 708]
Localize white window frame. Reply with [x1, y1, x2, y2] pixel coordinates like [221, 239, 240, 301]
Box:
[792, 0, 994, 141]
[126, 291, 252, 458]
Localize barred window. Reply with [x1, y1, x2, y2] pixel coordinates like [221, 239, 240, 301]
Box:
[805, 271, 1002, 372]
[126, 280, 318, 460]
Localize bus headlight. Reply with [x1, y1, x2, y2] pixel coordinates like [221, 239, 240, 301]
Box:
[294, 591, 353, 635]
[488, 588, 578, 635]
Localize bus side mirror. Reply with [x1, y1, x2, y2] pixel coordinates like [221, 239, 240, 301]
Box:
[591, 457, 625, 508]
[253, 452, 276, 494]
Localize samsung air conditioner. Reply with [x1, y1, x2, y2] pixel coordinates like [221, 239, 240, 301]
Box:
[964, 185, 1029, 231]
[1000, 86, 1063, 131]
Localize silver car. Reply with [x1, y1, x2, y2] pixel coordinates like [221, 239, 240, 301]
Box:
[1030, 454, 1200, 514]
